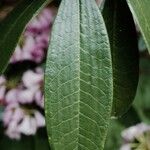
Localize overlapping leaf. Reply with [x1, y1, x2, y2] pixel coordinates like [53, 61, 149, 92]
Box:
[102, 0, 139, 116]
[134, 58, 150, 124]
[127, 0, 150, 53]
[0, 0, 53, 74]
[45, 0, 113, 149]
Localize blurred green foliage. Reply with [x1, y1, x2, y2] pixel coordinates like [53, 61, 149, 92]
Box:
[0, 123, 50, 150]
[105, 35, 150, 150]
[104, 120, 124, 150]
[134, 57, 150, 124]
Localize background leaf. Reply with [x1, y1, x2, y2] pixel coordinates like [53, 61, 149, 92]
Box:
[0, 0, 53, 74]
[102, 0, 139, 117]
[127, 0, 150, 53]
[134, 58, 150, 124]
[104, 120, 124, 150]
[45, 0, 113, 149]
[0, 124, 50, 150]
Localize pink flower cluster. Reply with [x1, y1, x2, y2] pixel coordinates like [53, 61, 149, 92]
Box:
[2, 68, 45, 139]
[0, 7, 56, 140]
[121, 123, 150, 150]
[10, 8, 54, 63]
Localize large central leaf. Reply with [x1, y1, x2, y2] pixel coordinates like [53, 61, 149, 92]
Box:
[102, 0, 139, 117]
[45, 0, 113, 149]
[127, 0, 150, 53]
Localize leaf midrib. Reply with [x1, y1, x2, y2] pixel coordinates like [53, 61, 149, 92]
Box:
[78, 1, 101, 149]
[78, 0, 81, 148]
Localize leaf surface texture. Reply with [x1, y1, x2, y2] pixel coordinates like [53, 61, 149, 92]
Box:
[45, 0, 113, 149]
[127, 0, 150, 53]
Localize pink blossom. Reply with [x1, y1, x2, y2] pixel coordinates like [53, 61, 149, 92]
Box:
[36, 32, 49, 47]
[18, 115, 37, 135]
[1, 8, 51, 140]
[26, 8, 53, 34]
[3, 104, 23, 126]
[10, 46, 22, 63]
[17, 89, 35, 104]
[42, 8, 54, 22]
[12, 107, 25, 123]
[21, 68, 44, 107]
[2, 67, 45, 139]
[0, 76, 6, 85]
[21, 36, 36, 60]
[3, 102, 46, 139]
[5, 89, 18, 104]
[120, 144, 131, 150]
[36, 67, 44, 74]
[22, 70, 43, 88]
[3, 109, 12, 126]
[122, 123, 150, 142]
[31, 47, 45, 63]
[121, 123, 150, 149]
[5, 102, 19, 111]
[34, 90, 44, 108]
[5, 120, 21, 140]
[27, 18, 43, 32]
[0, 86, 6, 101]
[0, 76, 6, 104]
[10, 8, 53, 63]
[3, 105, 24, 139]
[34, 111, 45, 127]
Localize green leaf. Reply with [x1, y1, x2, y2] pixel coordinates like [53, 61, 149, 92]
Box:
[102, 0, 139, 117]
[0, 0, 53, 74]
[127, 0, 150, 53]
[134, 58, 150, 124]
[34, 128, 50, 150]
[0, 131, 33, 150]
[45, 0, 113, 149]
[0, 124, 50, 150]
[104, 120, 124, 150]
[0, 106, 4, 121]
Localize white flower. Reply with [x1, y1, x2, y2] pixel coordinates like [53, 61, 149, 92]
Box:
[5, 120, 21, 140]
[0, 76, 6, 102]
[120, 144, 131, 150]
[17, 89, 35, 104]
[22, 70, 43, 88]
[12, 107, 24, 123]
[34, 90, 44, 108]
[3, 109, 12, 126]
[18, 115, 37, 135]
[10, 46, 22, 63]
[122, 123, 150, 142]
[5, 89, 18, 104]
[3, 105, 24, 133]
[34, 111, 45, 128]
[0, 76, 6, 85]
[0, 86, 6, 100]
